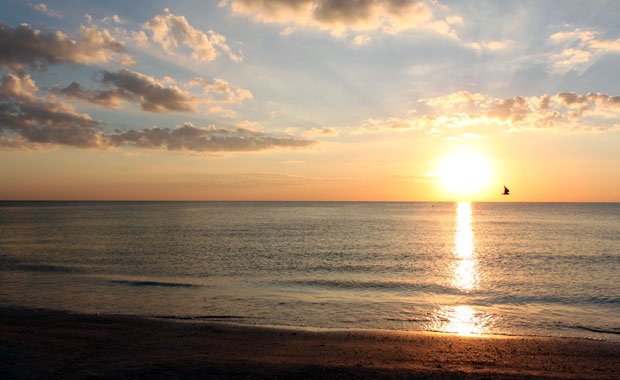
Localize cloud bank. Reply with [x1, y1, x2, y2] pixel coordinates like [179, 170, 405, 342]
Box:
[0, 73, 316, 152]
[355, 91, 620, 135]
[108, 123, 317, 152]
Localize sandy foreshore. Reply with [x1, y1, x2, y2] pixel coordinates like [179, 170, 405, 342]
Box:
[1, 307, 618, 379]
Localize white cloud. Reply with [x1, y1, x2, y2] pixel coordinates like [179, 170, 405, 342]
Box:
[143, 9, 242, 63]
[188, 77, 253, 103]
[30, 3, 62, 18]
[353, 34, 371, 45]
[548, 26, 620, 72]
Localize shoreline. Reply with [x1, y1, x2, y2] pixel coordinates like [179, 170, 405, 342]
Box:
[149, 316, 619, 344]
[1, 307, 619, 379]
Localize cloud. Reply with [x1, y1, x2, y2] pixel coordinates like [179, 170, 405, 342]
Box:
[0, 73, 104, 149]
[355, 116, 418, 133]
[0, 22, 132, 71]
[353, 34, 371, 45]
[108, 123, 317, 153]
[101, 14, 123, 24]
[548, 26, 620, 72]
[30, 3, 62, 18]
[54, 71, 252, 112]
[422, 91, 487, 109]
[0, 72, 38, 99]
[235, 120, 260, 129]
[99, 69, 195, 112]
[418, 90, 620, 133]
[51, 82, 136, 109]
[469, 40, 509, 51]
[303, 127, 337, 137]
[208, 105, 236, 118]
[1, 74, 317, 153]
[143, 9, 242, 62]
[188, 77, 253, 103]
[550, 48, 592, 69]
[488, 96, 528, 122]
[222, 0, 456, 37]
[131, 30, 149, 47]
[353, 90, 620, 136]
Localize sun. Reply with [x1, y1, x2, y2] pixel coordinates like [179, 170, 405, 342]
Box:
[436, 149, 493, 197]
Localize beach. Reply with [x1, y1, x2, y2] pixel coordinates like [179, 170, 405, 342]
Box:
[1, 308, 619, 379]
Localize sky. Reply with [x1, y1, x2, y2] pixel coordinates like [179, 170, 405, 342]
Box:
[1, 0, 620, 201]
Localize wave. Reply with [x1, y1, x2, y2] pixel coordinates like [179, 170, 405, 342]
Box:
[153, 315, 248, 320]
[109, 280, 200, 288]
[8, 263, 83, 274]
[275, 279, 620, 306]
[569, 325, 620, 336]
[276, 279, 465, 295]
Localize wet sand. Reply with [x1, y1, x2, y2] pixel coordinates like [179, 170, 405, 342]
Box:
[1, 307, 618, 379]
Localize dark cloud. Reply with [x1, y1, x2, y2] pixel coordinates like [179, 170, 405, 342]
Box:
[313, 0, 377, 24]
[490, 96, 527, 122]
[53, 73, 252, 111]
[539, 94, 551, 110]
[100, 69, 194, 112]
[109, 123, 317, 152]
[52, 82, 136, 109]
[0, 22, 132, 71]
[0, 74, 103, 149]
[226, 0, 435, 34]
[585, 93, 620, 109]
[557, 92, 589, 106]
[1, 74, 316, 152]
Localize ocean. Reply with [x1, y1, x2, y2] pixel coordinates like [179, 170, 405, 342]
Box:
[1, 201, 619, 341]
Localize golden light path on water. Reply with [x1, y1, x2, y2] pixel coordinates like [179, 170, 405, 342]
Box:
[434, 201, 490, 336]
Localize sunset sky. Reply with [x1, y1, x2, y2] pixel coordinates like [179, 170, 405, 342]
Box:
[2, 0, 620, 201]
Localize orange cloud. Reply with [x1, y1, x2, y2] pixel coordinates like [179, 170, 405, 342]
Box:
[222, 0, 456, 37]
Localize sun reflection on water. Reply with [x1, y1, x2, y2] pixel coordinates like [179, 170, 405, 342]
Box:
[436, 305, 487, 336]
[433, 201, 491, 336]
[452, 201, 478, 290]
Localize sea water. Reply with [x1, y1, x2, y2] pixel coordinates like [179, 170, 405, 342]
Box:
[1, 201, 619, 341]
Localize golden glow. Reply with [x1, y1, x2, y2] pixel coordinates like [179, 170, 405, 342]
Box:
[436, 149, 493, 197]
[452, 201, 478, 290]
[436, 305, 487, 336]
[433, 201, 491, 336]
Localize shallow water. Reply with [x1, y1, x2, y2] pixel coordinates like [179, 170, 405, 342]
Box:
[1, 201, 619, 341]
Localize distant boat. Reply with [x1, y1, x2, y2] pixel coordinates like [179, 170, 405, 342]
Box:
[502, 185, 510, 195]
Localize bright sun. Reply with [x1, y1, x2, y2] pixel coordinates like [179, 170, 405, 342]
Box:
[436, 149, 493, 197]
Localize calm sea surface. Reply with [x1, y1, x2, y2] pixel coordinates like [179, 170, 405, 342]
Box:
[1, 201, 619, 341]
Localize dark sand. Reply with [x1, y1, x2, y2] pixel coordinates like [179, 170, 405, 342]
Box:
[1, 308, 619, 379]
